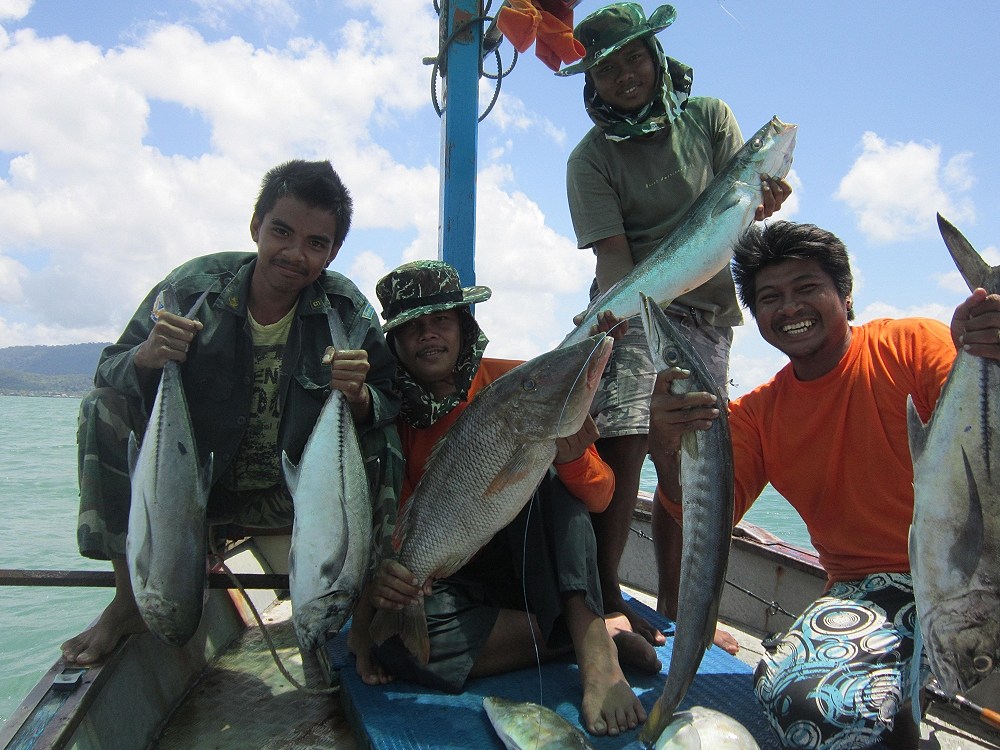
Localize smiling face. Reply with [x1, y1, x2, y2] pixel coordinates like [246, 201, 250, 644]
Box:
[249, 194, 341, 310]
[393, 309, 463, 398]
[753, 258, 853, 380]
[590, 39, 657, 114]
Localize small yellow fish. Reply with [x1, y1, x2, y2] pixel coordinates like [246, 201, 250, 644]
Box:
[483, 696, 596, 750]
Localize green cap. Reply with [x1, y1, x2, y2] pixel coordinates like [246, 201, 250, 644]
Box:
[376, 260, 492, 332]
[556, 3, 676, 77]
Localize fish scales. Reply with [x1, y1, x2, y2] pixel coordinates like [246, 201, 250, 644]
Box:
[483, 696, 596, 750]
[638, 294, 735, 747]
[284, 311, 373, 652]
[126, 288, 213, 647]
[560, 116, 797, 348]
[907, 215, 1000, 694]
[369, 334, 613, 663]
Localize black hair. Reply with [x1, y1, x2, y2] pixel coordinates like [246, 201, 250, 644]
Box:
[253, 160, 353, 248]
[732, 221, 855, 321]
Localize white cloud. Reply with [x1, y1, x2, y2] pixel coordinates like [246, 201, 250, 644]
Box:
[936, 244, 1000, 294]
[0, 0, 31, 22]
[836, 132, 975, 243]
[0, 254, 27, 304]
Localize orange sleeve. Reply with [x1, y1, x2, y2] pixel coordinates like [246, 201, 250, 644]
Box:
[555, 445, 615, 513]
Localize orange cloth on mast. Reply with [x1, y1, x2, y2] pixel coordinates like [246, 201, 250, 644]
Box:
[496, 0, 585, 72]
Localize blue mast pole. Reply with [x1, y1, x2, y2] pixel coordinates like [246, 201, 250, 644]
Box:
[438, 0, 481, 287]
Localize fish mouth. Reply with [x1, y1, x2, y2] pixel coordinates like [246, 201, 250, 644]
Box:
[586, 336, 613, 388]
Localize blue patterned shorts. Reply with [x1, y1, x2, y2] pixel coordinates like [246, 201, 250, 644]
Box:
[753, 573, 918, 749]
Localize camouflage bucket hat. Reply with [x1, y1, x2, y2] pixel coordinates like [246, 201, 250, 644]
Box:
[556, 3, 676, 76]
[376, 260, 492, 332]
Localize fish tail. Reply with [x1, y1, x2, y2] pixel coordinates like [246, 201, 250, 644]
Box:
[369, 601, 431, 665]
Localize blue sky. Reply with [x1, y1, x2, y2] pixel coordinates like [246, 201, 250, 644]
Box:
[1, 0, 998, 396]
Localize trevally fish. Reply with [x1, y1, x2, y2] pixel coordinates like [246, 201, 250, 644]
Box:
[638, 294, 734, 748]
[126, 287, 213, 647]
[283, 309, 372, 652]
[907, 214, 1000, 694]
[560, 116, 797, 348]
[653, 706, 759, 750]
[369, 333, 613, 663]
[483, 696, 596, 750]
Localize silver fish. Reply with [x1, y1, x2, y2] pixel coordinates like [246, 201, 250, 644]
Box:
[907, 214, 1000, 694]
[483, 696, 596, 750]
[369, 334, 613, 662]
[653, 706, 759, 750]
[126, 287, 213, 647]
[638, 294, 734, 747]
[283, 310, 372, 652]
[560, 116, 797, 348]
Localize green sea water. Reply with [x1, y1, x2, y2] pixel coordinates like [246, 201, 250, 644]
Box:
[0, 395, 812, 728]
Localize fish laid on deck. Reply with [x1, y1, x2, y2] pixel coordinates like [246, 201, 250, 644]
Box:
[369, 333, 613, 663]
[638, 294, 735, 747]
[559, 116, 797, 348]
[483, 696, 596, 750]
[907, 214, 1000, 694]
[652, 705, 760, 750]
[284, 312, 372, 652]
[126, 287, 213, 647]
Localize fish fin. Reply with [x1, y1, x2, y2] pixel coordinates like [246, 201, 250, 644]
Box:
[200, 453, 214, 501]
[680, 431, 699, 461]
[905, 396, 928, 466]
[127, 431, 141, 478]
[485, 445, 535, 495]
[937, 214, 992, 292]
[950, 450, 985, 582]
[281, 450, 300, 496]
[910, 617, 926, 726]
[712, 189, 742, 220]
[639, 695, 681, 748]
[369, 601, 430, 664]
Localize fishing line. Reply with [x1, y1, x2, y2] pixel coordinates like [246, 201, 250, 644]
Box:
[518, 334, 609, 745]
[208, 537, 338, 695]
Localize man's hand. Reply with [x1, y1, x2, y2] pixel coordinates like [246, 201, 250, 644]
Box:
[368, 559, 427, 610]
[324, 346, 372, 419]
[754, 175, 792, 221]
[952, 288, 1000, 360]
[134, 311, 203, 371]
[648, 368, 720, 463]
[555, 414, 600, 464]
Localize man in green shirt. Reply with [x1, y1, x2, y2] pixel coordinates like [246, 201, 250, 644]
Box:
[62, 159, 401, 665]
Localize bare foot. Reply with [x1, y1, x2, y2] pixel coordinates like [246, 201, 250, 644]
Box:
[714, 627, 739, 655]
[608, 593, 666, 647]
[576, 617, 646, 735]
[61, 593, 146, 665]
[606, 613, 662, 674]
[347, 627, 395, 685]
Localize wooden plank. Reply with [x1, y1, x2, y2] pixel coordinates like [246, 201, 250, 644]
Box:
[0, 569, 288, 590]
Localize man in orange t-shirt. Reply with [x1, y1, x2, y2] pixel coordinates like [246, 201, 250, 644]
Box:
[648, 221, 1000, 750]
[348, 261, 661, 738]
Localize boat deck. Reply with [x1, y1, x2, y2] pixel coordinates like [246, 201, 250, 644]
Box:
[152, 599, 356, 750]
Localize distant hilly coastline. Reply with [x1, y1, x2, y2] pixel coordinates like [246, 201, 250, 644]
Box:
[0, 343, 110, 397]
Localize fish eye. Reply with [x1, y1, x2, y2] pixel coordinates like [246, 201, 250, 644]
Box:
[522, 378, 536, 391]
[664, 348, 681, 366]
[972, 654, 993, 673]
[751, 137, 763, 151]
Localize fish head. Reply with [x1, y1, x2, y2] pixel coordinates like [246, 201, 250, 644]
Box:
[740, 116, 797, 186]
[640, 293, 723, 397]
[494, 333, 612, 441]
[924, 589, 1000, 693]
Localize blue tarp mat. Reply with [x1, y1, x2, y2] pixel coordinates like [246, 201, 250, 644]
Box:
[325, 595, 779, 749]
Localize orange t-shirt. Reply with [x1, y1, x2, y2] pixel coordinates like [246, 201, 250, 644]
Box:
[659, 318, 955, 585]
[398, 358, 614, 512]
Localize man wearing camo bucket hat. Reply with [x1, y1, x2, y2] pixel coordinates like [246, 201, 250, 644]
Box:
[346, 259, 663, 737]
[559, 3, 791, 656]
